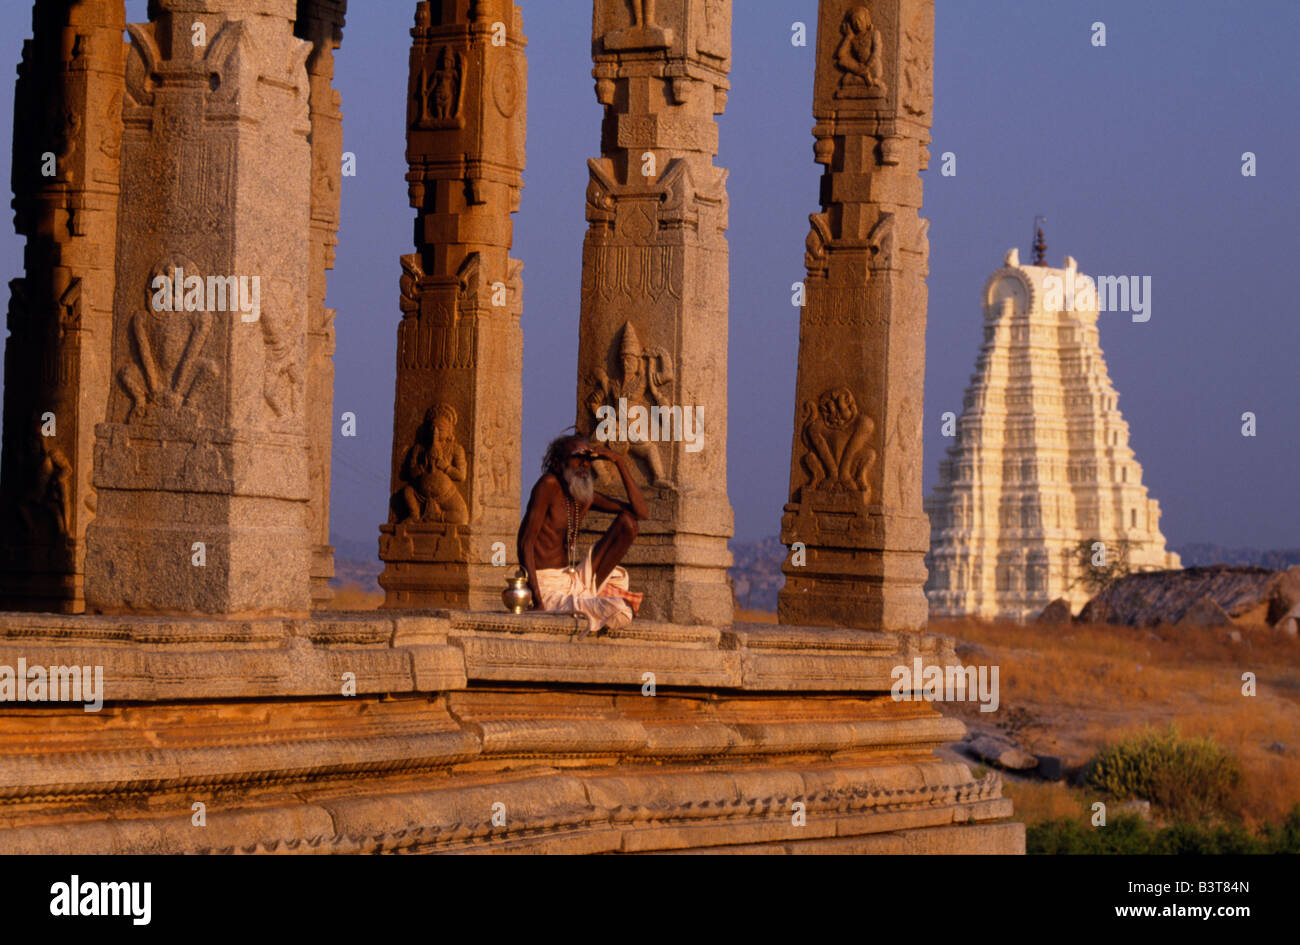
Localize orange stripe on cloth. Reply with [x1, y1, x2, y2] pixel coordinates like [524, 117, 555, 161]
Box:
[601, 585, 643, 614]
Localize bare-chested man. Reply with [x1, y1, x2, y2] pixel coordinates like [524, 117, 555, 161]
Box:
[516, 433, 647, 633]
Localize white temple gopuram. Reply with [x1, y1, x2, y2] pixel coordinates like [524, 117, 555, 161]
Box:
[925, 242, 1180, 620]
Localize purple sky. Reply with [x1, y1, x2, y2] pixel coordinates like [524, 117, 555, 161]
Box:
[2, 1, 1296, 554]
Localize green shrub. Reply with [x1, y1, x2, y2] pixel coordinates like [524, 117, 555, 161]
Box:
[1028, 815, 1153, 855]
[1083, 725, 1240, 820]
[1259, 805, 1300, 853]
[1027, 808, 1300, 854]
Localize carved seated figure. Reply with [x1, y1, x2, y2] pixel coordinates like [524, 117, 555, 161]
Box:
[835, 6, 886, 94]
[391, 403, 469, 525]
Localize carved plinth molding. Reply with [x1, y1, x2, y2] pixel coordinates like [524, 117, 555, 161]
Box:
[0, 608, 1024, 854]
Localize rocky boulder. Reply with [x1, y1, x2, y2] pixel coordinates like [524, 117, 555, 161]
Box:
[1036, 598, 1072, 624]
[1176, 594, 1235, 628]
[1077, 565, 1297, 628]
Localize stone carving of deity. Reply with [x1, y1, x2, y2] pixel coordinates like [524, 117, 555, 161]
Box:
[586, 321, 674, 487]
[835, 6, 886, 95]
[419, 46, 463, 126]
[392, 402, 469, 525]
[17, 429, 73, 540]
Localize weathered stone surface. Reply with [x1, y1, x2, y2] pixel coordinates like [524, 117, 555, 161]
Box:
[1035, 754, 1064, 781]
[965, 734, 1038, 771]
[1078, 565, 1279, 627]
[1177, 594, 1235, 628]
[574, 0, 734, 626]
[1036, 598, 1072, 624]
[0, 607, 1021, 853]
[779, 0, 934, 632]
[0, 0, 125, 613]
[926, 249, 1180, 620]
[1266, 566, 1300, 625]
[83, 0, 316, 616]
[378, 0, 526, 611]
[295, 0, 348, 607]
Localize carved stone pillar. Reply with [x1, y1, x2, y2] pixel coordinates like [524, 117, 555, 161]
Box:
[377, 0, 526, 610]
[0, 0, 125, 613]
[83, 0, 315, 615]
[576, 0, 733, 626]
[295, 0, 347, 608]
[778, 0, 933, 631]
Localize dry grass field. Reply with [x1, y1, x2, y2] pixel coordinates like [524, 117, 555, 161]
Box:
[328, 584, 384, 609]
[933, 617, 1300, 827]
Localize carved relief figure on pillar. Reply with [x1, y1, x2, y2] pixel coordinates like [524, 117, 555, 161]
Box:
[417, 45, 464, 128]
[119, 255, 217, 426]
[17, 427, 74, 542]
[391, 403, 470, 525]
[779, 0, 934, 632]
[835, 6, 886, 96]
[584, 321, 674, 488]
[797, 386, 876, 501]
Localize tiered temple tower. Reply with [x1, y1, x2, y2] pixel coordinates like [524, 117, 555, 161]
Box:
[925, 247, 1180, 619]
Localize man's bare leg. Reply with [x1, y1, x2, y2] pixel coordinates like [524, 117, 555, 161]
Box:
[590, 510, 638, 588]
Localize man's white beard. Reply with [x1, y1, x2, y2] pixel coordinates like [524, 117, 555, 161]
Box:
[563, 466, 595, 505]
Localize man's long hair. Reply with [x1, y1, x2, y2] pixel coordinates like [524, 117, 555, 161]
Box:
[542, 431, 583, 477]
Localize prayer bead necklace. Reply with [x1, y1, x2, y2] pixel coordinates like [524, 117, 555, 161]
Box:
[565, 497, 579, 571]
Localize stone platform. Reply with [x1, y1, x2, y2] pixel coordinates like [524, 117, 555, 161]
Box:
[0, 610, 1022, 853]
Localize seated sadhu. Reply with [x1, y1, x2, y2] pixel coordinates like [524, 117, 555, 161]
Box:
[516, 434, 646, 633]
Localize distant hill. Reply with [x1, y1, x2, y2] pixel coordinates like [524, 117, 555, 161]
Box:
[326, 536, 1300, 611]
[330, 537, 381, 591]
[1172, 544, 1300, 570]
[729, 536, 787, 611]
[326, 534, 793, 606]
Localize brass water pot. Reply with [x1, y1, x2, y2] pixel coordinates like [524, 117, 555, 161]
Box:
[502, 569, 533, 614]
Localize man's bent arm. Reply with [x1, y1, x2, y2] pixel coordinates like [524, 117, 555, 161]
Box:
[593, 446, 649, 520]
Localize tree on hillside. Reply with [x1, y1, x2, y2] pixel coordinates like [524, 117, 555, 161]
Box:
[1070, 537, 1136, 596]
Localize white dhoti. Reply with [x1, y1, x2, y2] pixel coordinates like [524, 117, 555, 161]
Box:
[534, 548, 643, 635]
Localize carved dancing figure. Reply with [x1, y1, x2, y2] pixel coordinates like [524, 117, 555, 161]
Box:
[261, 278, 301, 419]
